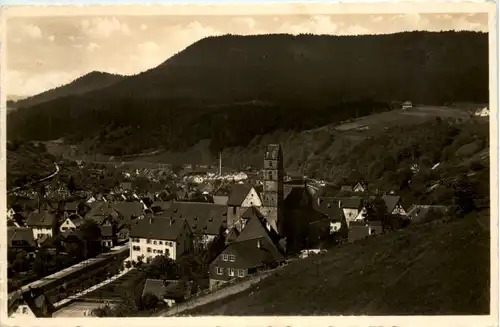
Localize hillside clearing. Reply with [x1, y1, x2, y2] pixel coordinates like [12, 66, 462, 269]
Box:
[182, 211, 490, 316]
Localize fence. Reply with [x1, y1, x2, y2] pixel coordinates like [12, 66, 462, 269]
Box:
[158, 264, 288, 316]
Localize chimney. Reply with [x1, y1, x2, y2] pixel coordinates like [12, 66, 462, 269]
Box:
[219, 152, 222, 176]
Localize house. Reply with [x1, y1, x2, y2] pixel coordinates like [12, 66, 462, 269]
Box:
[8, 227, 37, 255]
[8, 212, 26, 228]
[25, 210, 58, 240]
[314, 197, 347, 235]
[208, 215, 285, 290]
[59, 214, 84, 233]
[162, 201, 227, 246]
[226, 184, 262, 231]
[117, 227, 130, 242]
[63, 201, 80, 216]
[406, 205, 449, 223]
[7, 207, 16, 219]
[100, 221, 117, 249]
[382, 195, 407, 215]
[129, 217, 193, 262]
[316, 197, 364, 227]
[348, 220, 383, 243]
[8, 288, 56, 318]
[401, 101, 413, 110]
[353, 182, 367, 193]
[141, 279, 192, 307]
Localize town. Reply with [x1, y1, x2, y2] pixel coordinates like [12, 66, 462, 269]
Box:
[7, 142, 459, 317]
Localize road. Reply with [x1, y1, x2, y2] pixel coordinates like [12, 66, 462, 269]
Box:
[8, 162, 60, 194]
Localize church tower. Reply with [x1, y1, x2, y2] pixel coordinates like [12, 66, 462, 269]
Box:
[261, 144, 284, 235]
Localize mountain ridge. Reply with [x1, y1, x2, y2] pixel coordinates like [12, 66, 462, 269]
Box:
[7, 31, 489, 157]
[10, 71, 125, 110]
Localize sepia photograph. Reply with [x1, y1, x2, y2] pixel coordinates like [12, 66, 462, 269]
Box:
[1, 2, 497, 324]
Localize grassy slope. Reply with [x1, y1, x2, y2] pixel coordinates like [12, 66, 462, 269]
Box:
[183, 211, 490, 315]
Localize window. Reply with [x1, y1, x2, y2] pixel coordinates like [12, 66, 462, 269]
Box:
[132, 246, 140, 251]
[22, 307, 28, 314]
[216, 267, 224, 275]
[229, 255, 236, 262]
[62, 227, 67, 231]
[132, 238, 140, 243]
[158, 249, 163, 254]
[153, 241, 157, 245]
[147, 239, 151, 244]
[232, 207, 237, 215]
[147, 247, 152, 253]
[222, 254, 229, 261]
[238, 269, 244, 277]
[228, 268, 235, 277]
[159, 241, 163, 245]
[268, 172, 273, 180]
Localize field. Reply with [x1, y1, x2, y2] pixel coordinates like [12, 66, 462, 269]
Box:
[183, 211, 490, 316]
[80, 269, 144, 302]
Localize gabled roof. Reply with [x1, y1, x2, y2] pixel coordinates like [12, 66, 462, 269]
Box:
[64, 202, 80, 211]
[26, 210, 57, 228]
[151, 201, 173, 210]
[225, 227, 240, 244]
[221, 237, 285, 269]
[240, 206, 264, 221]
[85, 202, 120, 221]
[113, 202, 145, 219]
[340, 185, 354, 192]
[8, 227, 36, 247]
[162, 202, 227, 236]
[314, 198, 345, 222]
[99, 224, 114, 237]
[213, 195, 229, 205]
[67, 214, 84, 227]
[130, 217, 187, 241]
[227, 184, 253, 206]
[382, 195, 402, 213]
[237, 214, 277, 244]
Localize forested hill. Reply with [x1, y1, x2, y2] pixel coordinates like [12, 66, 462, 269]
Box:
[9, 71, 124, 110]
[8, 31, 488, 156]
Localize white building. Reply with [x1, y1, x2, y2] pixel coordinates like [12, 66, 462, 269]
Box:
[60, 214, 84, 233]
[25, 210, 57, 240]
[129, 217, 193, 263]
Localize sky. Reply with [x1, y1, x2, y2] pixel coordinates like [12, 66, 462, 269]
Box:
[6, 12, 488, 97]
